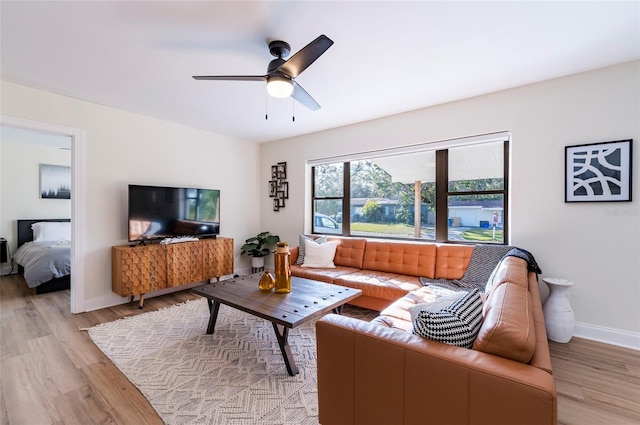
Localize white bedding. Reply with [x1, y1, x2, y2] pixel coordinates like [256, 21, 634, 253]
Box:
[14, 241, 71, 288]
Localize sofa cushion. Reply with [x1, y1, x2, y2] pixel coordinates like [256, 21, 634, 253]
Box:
[473, 282, 536, 363]
[374, 286, 457, 331]
[291, 264, 361, 283]
[362, 241, 437, 277]
[328, 237, 367, 269]
[409, 292, 466, 325]
[413, 288, 483, 348]
[434, 245, 474, 279]
[302, 239, 339, 268]
[334, 271, 422, 302]
[485, 256, 529, 296]
[295, 235, 327, 265]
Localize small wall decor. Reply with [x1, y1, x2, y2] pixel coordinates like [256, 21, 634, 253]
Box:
[565, 139, 632, 202]
[40, 164, 71, 199]
[269, 161, 288, 211]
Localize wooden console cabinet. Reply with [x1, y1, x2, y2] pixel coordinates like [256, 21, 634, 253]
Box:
[112, 237, 233, 308]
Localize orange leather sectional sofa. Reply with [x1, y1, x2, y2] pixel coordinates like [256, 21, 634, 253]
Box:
[290, 237, 557, 425]
[290, 237, 474, 311]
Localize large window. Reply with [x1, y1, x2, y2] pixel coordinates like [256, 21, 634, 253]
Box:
[311, 137, 509, 244]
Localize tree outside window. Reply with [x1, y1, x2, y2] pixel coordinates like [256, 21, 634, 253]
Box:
[312, 140, 508, 244]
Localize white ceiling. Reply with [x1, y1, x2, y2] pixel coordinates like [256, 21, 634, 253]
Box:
[1, 1, 638, 144]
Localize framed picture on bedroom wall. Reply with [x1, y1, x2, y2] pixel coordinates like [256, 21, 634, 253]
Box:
[40, 164, 71, 199]
[565, 139, 633, 203]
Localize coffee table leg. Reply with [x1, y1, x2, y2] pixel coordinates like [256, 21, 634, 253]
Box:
[206, 300, 221, 334]
[272, 323, 298, 376]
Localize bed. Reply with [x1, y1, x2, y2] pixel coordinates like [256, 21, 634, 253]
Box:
[14, 219, 71, 294]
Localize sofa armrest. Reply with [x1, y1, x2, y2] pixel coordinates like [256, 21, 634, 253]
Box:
[290, 246, 299, 264]
[316, 314, 557, 425]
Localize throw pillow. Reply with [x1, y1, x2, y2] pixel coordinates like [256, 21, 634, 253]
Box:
[408, 292, 466, 334]
[301, 239, 339, 268]
[409, 292, 466, 324]
[295, 235, 328, 265]
[412, 288, 483, 348]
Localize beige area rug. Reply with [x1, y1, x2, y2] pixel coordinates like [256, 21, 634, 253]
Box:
[88, 298, 377, 425]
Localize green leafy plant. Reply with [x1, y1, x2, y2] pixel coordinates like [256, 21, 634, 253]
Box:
[240, 231, 280, 257]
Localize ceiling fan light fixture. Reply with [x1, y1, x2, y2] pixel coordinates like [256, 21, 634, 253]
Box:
[266, 76, 294, 98]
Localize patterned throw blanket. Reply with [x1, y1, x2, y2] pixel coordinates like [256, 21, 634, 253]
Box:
[503, 247, 543, 274]
[420, 244, 515, 292]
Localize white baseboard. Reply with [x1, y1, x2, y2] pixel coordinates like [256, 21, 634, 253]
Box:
[83, 272, 242, 313]
[574, 322, 640, 350]
[84, 293, 128, 312]
[0, 264, 16, 275]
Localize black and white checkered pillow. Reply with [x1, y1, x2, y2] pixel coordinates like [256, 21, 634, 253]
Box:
[413, 288, 483, 348]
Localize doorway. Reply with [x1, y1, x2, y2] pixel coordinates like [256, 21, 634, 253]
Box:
[0, 115, 85, 313]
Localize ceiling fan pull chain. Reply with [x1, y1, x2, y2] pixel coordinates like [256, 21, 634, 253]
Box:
[292, 98, 295, 122]
[265, 95, 268, 120]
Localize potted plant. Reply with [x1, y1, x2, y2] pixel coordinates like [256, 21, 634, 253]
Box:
[240, 231, 280, 269]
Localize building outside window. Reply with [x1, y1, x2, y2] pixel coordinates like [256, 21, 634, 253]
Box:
[311, 134, 509, 244]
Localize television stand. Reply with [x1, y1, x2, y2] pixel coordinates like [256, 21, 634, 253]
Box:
[112, 237, 234, 308]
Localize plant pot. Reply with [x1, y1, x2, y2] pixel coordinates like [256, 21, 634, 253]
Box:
[251, 256, 265, 269]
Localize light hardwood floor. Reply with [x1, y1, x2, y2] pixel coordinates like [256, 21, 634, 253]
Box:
[1, 273, 639, 425]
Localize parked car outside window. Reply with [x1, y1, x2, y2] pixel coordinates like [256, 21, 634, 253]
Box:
[314, 213, 342, 234]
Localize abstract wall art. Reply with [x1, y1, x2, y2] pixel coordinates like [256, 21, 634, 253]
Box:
[565, 139, 632, 202]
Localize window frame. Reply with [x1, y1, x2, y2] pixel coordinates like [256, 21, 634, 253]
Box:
[310, 135, 510, 245]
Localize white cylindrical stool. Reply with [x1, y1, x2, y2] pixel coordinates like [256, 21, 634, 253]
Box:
[542, 277, 576, 343]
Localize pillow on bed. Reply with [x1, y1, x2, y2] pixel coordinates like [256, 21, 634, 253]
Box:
[32, 221, 71, 242]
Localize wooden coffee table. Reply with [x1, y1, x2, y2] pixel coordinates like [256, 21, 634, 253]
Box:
[192, 274, 362, 376]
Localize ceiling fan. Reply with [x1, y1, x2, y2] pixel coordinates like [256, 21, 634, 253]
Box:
[193, 34, 333, 111]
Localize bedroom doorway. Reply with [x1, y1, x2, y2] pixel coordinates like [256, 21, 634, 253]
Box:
[0, 115, 85, 313]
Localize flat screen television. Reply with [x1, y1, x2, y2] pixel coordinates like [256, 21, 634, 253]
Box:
[128, 184, 220, 242]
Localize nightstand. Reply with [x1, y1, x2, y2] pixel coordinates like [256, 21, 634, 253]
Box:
[0, 238, 7, 263]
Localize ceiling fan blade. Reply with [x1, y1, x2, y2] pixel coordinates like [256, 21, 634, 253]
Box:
[292, 81, 321, 111]
[192, 75, 266, 81]
[277, 34, 333, 78]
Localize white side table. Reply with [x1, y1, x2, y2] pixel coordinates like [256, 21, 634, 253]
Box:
[542, 277, 576, 343]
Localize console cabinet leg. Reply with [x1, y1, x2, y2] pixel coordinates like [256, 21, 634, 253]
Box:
[138, 293, 145, 309]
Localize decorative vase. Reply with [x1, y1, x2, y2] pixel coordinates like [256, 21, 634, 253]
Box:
[274, 242, 291, 294]
[542, 277, 576, 343]
[258, 270, 275, 291]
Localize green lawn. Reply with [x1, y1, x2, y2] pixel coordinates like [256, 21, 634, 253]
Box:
[349, 222, 503, 242]
[351, 222, 425, 235]
[461, 228, 503, 242]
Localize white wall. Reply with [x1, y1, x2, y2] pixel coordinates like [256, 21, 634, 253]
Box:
[0, 81, 262, 309]
[261, 61, 640, 347]
[0, 140, 71, 271]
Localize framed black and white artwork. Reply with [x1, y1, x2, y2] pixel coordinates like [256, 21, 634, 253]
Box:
[40, 164, 71, 199]
[565, 139, 632, 202]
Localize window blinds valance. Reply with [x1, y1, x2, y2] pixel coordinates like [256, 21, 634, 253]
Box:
[306, 131, 511, 166]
